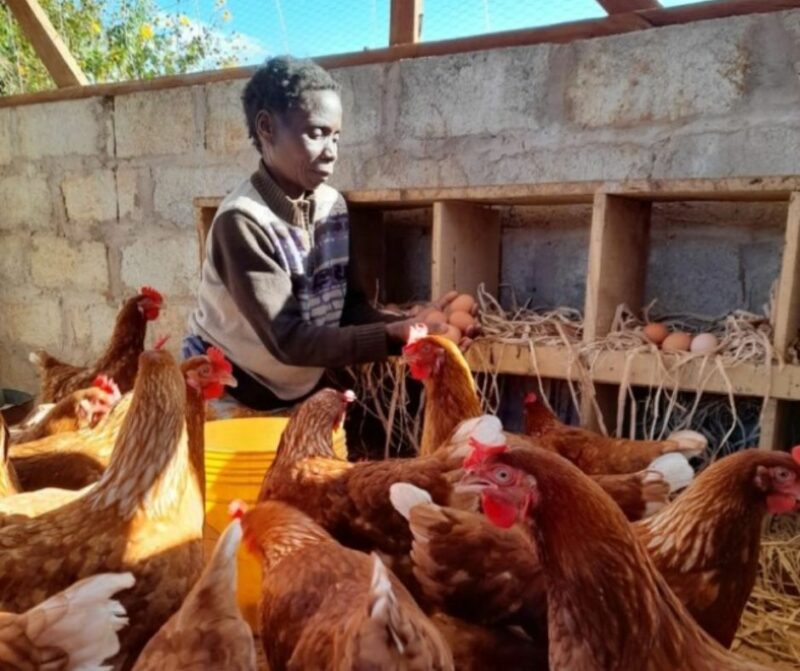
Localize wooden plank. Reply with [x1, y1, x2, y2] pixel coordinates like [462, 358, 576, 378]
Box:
[342, 176, 800, 208]
[597, 0, 660, 14]
[431, 201, 500, 300]
[772, 193, 800, 356]
[467, 341, 800, 401]
[0, 13, 646, 109]
[390, 0, 423, 46]
[584, 194, 651, 342]
[348, 208, 386, 304]
[639, 0, 800, 27]
[5, 0, 88, 87]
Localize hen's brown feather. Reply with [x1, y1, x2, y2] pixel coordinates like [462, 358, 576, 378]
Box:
[32, 291, 157, 403]
[493, 448, 772, 670]
[242, 500, 453, 671]
[0, 350, 204, 667]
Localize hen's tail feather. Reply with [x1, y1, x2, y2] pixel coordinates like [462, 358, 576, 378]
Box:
[368, 554, 406, 654]
[666, 429, 707, 457]
[390, 483, 433, 522]
[24, 572, 134, 670]
[644, 453, 695, 494]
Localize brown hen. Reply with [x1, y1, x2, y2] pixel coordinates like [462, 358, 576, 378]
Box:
[0, 348, 205, 668]
[461, 446, 774, 670]
[133, 518, 255, 671]
[30, 286, 163, 403]
[240, 499, 453, 671]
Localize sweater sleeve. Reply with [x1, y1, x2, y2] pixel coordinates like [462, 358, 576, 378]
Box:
[210, 210, 389, 368]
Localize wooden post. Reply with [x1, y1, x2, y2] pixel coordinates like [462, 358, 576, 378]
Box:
[431, 201, 500, 300]
[595, 0, 660, 12]
[390, 0, 423, 46]
[582, 193, 652, 431]
[759, 192, 800, 450]
[5, 0, 88, 87]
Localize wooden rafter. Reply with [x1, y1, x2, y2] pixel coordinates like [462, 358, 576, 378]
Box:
[596, 0, 661, 13]
[390, 0, 423, 45]
[5, 0, 87, 87]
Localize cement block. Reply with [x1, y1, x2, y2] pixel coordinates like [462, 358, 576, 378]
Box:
[646, 234, 743, 315]
[205, 80, 250, 154]
[117, 167, 143, 221]
[0, 342, 38, 394]
[0, 234, 30, 286]
[0, 174, 53, 231]
[0, 109, 12, 165]
[0, 289, 63, 350]
[152, 165, 244, 227]
[120, 232, 198, 296]
[396, 47, 550, 139]
[336, 63, 386, 145]
[116, 88, 197, 158]
[566, 19, 750, 128]
[62, 171, 117, 223]
[63, 293, 120, 353]
[652, 124, 800, 178]
[30, 236, 109, 291]
[16, 98, 110, 158]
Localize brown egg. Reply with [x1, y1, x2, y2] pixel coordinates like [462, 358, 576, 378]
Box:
[424, 310, 447, 326]
[690, 333, 719, 355]
[662, 332, 692, 353]
[442, 324, 462, 343]
[642, 322, 669, 346]
[448, 310, 475, 332]
[448, 293, 476, 315]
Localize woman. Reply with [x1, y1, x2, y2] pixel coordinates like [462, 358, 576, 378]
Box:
[185, 56, 456, 433]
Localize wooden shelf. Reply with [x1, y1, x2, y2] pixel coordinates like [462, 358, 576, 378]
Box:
[194, 174, 800, 449]
[466, 341, 800, 401]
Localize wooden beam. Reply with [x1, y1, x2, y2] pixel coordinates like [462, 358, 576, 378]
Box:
[390, 0, 423, 46]
[466, 342, 800, 401]
[596, 0, 660, 14]
[431, 201, 500, 300]
[584, 194, 652, 342]
[5, 0, 87, 87]
[773, 193, 800, 357]
[639, 0, 800, 27]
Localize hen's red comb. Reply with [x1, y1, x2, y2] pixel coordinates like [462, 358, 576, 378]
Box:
[154, 335, 170, 351]
[139, 286, 164, 303]
[228, 499, 248, 520]
[792, 445, 800, 465]
[524, 392, 538, 405]
[207, 346, 233, 373]
[91, 374, 121, 401]
[464, 439, 508, 469]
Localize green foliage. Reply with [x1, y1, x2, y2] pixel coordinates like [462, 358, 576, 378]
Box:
[0, 0, 243, 95]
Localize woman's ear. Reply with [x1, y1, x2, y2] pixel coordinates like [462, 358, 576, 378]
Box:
[256, 110, 275, 146]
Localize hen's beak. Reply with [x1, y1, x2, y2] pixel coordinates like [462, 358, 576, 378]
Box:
[221, 372, 238, 388]
[455, 470, 494, 495]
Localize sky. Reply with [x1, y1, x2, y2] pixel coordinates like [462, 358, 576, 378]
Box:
[165, 0, 710, 68]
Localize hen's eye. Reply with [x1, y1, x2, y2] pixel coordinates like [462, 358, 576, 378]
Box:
[774, 467, 793, 482]
[493, 468, 512, 483]
[199, 364, 212, 376]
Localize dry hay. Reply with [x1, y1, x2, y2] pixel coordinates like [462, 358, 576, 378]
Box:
[734, 515, 800, 669]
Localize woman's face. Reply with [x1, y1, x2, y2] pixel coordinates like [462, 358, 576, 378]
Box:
[258, 89, 342, 198]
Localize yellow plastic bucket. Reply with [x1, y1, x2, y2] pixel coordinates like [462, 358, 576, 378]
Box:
[203, 417, 346, 630]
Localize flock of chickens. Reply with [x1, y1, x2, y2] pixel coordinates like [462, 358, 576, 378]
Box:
[0, 286, 798, 670]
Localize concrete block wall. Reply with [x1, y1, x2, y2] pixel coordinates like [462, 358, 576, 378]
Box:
[2, 9, 800, 392]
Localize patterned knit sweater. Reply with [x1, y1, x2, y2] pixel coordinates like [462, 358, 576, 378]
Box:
[189, 162, 391, 400]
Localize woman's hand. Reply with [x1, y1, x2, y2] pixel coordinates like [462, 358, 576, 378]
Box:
[385, 319, 447, 344]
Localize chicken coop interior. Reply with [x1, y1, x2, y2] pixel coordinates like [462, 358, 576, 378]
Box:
[2, 0, 800, 669]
